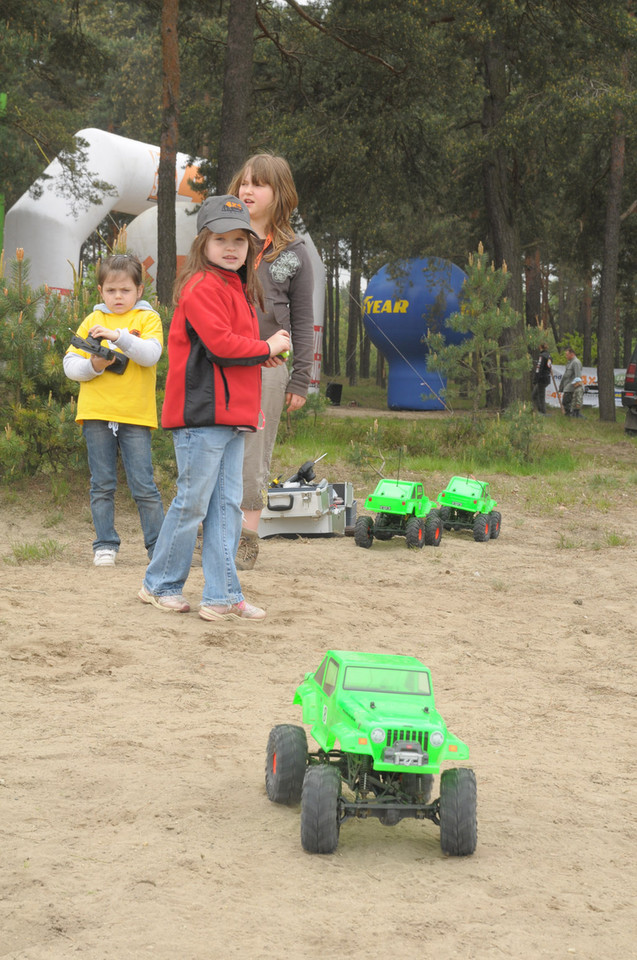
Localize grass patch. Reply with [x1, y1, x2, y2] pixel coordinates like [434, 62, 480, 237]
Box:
[605, 531, 628, 547]
[588, 473, 621, 490]
[5, 539, 66, 565]
[42, 512, 64, 528]
[490, 579, 508, 592]
[276, 408, 587, 486]
[556, 533, 579, 550]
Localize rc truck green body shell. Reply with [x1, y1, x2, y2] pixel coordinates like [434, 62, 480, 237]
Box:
[364, 480, 436, 518]
[436, 476, 497, 517]
[293, 650, 469, 774]
[356, 479, 443, 547]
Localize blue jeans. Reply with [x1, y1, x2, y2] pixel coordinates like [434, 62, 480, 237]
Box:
[143, 426, 245, 606]
[83, 420, 164, 557]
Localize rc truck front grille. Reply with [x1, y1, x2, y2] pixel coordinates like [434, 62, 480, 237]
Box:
[386, 729, 427, 750]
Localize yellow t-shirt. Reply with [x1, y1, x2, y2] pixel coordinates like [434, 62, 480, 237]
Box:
[68, 307, 163, 428]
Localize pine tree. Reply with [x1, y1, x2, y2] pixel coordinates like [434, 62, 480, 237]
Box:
[426, 243, 530, 417]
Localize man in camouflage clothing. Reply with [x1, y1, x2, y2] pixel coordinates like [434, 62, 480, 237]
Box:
[560, 347, 584, 417]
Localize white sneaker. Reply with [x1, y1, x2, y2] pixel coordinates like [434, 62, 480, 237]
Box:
[94, 549, 117, 566]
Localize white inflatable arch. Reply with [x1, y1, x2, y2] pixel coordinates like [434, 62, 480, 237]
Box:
[4, 127, 325, 388]
[4, 127, 202, 295]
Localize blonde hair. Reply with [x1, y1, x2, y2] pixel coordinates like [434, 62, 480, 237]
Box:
[173, 229, 263, 309]
[227, 154, 298, 261]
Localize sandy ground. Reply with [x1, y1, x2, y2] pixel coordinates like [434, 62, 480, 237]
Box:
[1, 449, 636, 959]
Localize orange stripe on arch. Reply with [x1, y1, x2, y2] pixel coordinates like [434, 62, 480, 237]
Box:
[178, 164, 205, 201]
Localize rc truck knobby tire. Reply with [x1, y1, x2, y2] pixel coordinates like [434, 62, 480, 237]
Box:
[473, 514, 490, 542]
[439, 767, 477, 856]
[405, 516, 425, 549]
[265, 724, 308, 805]
[489, 511, 502, 539]
[300, 765, 341, 854]
[354, 516, 374, 548]
[424, 511, 442, 547]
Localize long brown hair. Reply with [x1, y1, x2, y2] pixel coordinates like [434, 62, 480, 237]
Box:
[227, 154, 298, 262]
[173, 229, 263, 309]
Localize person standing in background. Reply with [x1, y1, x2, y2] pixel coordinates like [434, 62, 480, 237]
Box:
[560, 346, 584, 417]
[532, 342, 552, 415]
[227, 155, 315, 570]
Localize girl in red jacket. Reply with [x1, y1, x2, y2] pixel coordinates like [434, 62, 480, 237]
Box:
[139, 195, 289, 621]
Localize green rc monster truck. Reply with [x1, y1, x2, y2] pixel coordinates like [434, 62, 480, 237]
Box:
[436, 475, 501, 542]
[354, 479, 442, 549]
[265, 650, 477, 857]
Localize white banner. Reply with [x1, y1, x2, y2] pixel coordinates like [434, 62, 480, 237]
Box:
[546, 365, 626, 408]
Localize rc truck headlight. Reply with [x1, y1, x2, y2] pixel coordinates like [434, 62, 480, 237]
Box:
[370, 727, 386, 744]
[429, 731, 444, 748]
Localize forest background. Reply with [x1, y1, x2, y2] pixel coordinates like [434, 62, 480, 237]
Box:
[2, 0, 637, 433]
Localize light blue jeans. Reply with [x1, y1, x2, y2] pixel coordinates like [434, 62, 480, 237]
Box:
[143, 426, 245, 606]
[82, 420, 164, 557]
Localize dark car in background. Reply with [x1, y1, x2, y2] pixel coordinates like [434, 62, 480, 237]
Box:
[622, 344, 637, 435]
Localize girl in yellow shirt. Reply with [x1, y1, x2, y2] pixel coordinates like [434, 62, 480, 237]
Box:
[64, 254, 164, 566]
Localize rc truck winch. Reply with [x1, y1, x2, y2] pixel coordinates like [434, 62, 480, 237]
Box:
[265, 650, 477, 856]
[354, 479, 442, 549]
[436, 475, 501, 542]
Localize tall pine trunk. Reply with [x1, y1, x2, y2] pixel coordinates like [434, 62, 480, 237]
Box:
[157, 0, 180, 306]
[216, 0, 256, 193]
[597, 121, 625, 422]
[525, 247, 541, 328]
[481, 37, 524, 407]
[334, 262, 341, 376]
[581, 263, 593, 367]
[324, 263, 334, 377]
[346, 237, 361, 386]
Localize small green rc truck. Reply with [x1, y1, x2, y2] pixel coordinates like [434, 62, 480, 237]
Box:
[265, 650, 477, 857]
[436, 475, 501, 542]
[354, 479, 442, 549]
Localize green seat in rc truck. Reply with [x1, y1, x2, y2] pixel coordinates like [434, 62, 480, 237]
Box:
[436, 476, 501, 542]
[265, 650, 477, 858]
[354, 479, 442, 549]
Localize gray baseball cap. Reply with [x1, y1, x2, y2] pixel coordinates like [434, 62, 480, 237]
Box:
[196, 195, 258, 236]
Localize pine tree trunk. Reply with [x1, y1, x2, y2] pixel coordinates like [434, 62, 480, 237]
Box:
[375, 351, 385, 388]
[597, 122, 625, 422]
[481, 38, 524, 407]
[581, 264, 592, 367]
[622, 309, 634, 366]
[334, 264, 341, 375]
[156, 0, 180, 306]
[324, 264, 333, 376]
[346, 238, 361, 386]
[525, 248, 541, 327]
[216, 0, 256, 193]
[360, 322, 370, 379]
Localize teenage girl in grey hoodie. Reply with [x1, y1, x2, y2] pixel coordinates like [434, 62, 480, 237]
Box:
[228, 154, 315, 569]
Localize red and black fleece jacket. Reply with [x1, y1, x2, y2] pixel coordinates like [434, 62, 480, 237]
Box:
[162, 267, 271, 432]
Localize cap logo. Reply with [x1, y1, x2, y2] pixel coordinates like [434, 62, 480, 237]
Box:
[224, 200, 243, 212]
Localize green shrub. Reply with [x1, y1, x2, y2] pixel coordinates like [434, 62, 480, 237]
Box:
[0, 249, 171, 484]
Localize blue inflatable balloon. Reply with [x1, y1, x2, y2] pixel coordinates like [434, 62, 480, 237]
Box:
[362, 257, 468, 410]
